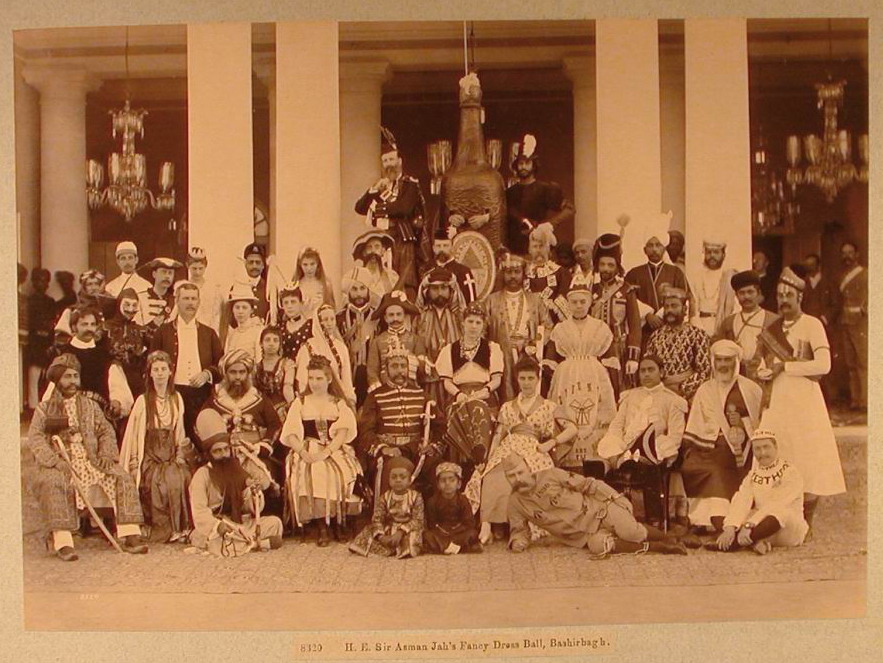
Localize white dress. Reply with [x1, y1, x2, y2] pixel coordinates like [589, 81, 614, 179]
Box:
[547, 316, 616, 465]
[759, 314, 846, 496]
[224, 317, 264, 363]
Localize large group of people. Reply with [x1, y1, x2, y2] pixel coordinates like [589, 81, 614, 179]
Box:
[19, 129, 859, 564]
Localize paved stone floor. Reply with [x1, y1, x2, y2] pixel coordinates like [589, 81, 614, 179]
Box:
[20, 431, 866, 596]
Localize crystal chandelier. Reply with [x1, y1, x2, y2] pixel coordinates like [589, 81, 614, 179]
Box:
[85, 28, 175, 221]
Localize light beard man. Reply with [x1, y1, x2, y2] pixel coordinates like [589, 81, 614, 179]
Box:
[525, 225, 570, 322]
[680, 340, 762, 548]
[693, 239, 737, 337]
[644, 289, 711, 403]
[717, 270, 779, 382]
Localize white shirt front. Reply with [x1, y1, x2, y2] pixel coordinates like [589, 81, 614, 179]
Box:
[174, 316, 202, 386]
[105, 272, 152, 298]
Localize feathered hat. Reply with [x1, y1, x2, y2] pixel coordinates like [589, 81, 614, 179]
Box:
[510, 133, 538, 170]
[381, 126, 398, 156]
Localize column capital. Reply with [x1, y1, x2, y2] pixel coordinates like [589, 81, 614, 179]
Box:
[339, 59, 391, 94]
[22, 63, 100, 99]
[562, 55, 594, 90]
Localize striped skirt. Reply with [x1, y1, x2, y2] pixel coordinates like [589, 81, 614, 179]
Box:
[285, 437, 363, 526]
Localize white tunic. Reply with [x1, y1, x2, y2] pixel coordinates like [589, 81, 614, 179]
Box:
[759, 314, 846, 496]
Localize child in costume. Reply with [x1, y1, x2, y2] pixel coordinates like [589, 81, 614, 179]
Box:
[348, 456, 424, 558]
[424, 462, 482, 554]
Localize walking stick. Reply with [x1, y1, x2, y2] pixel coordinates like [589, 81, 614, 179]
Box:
[411, 400, 436, 482]
[50, 435, 125, 554]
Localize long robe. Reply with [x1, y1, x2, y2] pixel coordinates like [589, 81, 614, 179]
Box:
[758, 314, 846, 496]
[681, 375, 762, 526]
[416, 306, 462, 412]
[597, 384, 687, 462]
[424, 492, 479, 553]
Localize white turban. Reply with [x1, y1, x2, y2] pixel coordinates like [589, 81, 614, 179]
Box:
[710, 338, 743, 361]
[644, 211, 673, 247]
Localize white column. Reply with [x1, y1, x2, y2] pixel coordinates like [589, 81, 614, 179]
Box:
[340, 60, 390, 269]
[187, 23, 255, 289]
[276, 22, 341, 292]
[684, 19, 752, 287]
[563, 55, 597, 242]
[595, 19, 663, 269]
[22, 64, 98, 283]
[15, 58, 41, 272]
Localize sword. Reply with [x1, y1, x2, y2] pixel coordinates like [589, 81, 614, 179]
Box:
[411, 400, 436, 481]
[51, 435, 125, 554]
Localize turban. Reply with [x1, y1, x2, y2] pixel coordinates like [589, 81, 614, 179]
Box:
[501, 452, 527, 473]
[115, 241, 138, 257]
[46, 353, 81, 384]
[529, 222, 557, 247]
[385, 456, 415, 476]
[424, 266, 454, 286]
[220, 349, 255, 374]
[79, 269, 105, 286]
[779, 265, 808, 292]
[703, 236, 727, 249]
[195, 409, 230, 454]
[435, 462, 463, 480]
[499, 252, 526, 271]
[341, 267, 373, 295]
[644, 211, 673, 247]
[730, 270, 761, 292]
[572, 237, 593, 251]
[710, 339, 743, 361]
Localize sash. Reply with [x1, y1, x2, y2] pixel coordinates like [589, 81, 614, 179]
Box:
[839, 265, 863, 293]
[757, 319, 795, 363]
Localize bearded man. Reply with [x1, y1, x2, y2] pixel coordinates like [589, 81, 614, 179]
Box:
[692, 237, 737, 337]
[569, 237, 594, 288]
[355, 128, 427, 301]
[504, 134, 575, 256]
[104, 288, 151, 398]
[525, 223, 570, 323]
[366, 291, 425, 392]
[416, 266, 463, 410]
[837, 242, 867, 411]
[589, 233, 642, 397]
[644, 288, 711, 403]
[202, 349, 284, 512]
[338, 266, 378, 408]
[503, 452, 686, 557]
[425, 224, 477, 305]
[483, 253, 553, 402]
[717, 270, 779, 382]
[351, 230, 400, 306]
[357, 345, 440, 497]
[54, 269, 115, 337]
[680, 340, 762, 547]
[27, 354, 148, 561]
[624, 216, 692, 339]
[189, 408, 283, 554]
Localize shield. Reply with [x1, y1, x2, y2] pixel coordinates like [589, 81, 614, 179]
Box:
[451, 230, 497, 301]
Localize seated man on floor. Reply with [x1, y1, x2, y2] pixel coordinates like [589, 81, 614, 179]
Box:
[597, 353, 688, 526]
[710, 429, 809, 555]
[503, 452, 687, 557]
[188, 409, 283, 555]
[27, 353, 148, 562]
[680, 339, 762, 548]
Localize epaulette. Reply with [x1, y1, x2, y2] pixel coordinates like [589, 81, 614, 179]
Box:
[403, 175, 420, 184]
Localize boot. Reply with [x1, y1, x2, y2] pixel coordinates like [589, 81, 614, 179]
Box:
[121, 535, 149, 554]
[56, 546, 78, 562]
[316, 521, 331, 547]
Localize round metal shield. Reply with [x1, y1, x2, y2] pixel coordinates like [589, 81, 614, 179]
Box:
[451, 230, 497, 301]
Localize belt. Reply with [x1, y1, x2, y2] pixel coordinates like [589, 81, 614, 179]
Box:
[698, 312, 716, 318]
[844, 306, 864, 313]
[382, 435, 420, 447]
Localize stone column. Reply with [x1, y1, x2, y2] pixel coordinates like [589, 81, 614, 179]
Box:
[684, 19, 752, 287]
[275, 22, 342, 294]
[187, 23, 255, 289]
[563, 55, 597, 242]
[22, 64, 98, 284]
[594, 19, 663, 270]
[339, 60, 390, 269]
[659, 51, 686, 236]
[15, 58, 41, 272]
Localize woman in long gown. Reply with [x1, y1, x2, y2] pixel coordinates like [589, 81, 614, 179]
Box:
[293, 247, 336, 321]
[295, 304, 356, 406]
[465, 356, 577, 543]
[254, 326, 296, 421]
[281, 355, 363, 546]
[546, 283, 617, 470]
[120, 350, 193, 543]
[223, 283, 264, 362]
[436, 304, 504, 477]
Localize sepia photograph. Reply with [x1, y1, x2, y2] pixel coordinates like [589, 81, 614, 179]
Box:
[1, 1, 878, 660]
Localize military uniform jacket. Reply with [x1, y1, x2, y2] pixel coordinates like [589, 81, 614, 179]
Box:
[355, 176, 426, 244]
[591, 277, 642, 365]
[838, 266, 868, 327]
